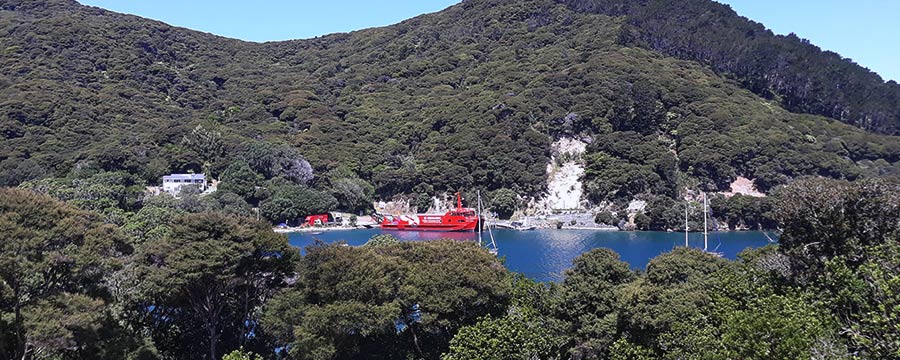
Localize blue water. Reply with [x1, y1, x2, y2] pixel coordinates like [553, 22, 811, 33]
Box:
[287, 229, 775, 282]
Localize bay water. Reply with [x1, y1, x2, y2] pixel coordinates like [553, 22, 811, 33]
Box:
[287, 229, 775, 282]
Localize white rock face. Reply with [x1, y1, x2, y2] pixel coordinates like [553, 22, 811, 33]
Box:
[626, 200, 647, 213]
[722, 177, 765, 197]
[533, 137, 588, 212]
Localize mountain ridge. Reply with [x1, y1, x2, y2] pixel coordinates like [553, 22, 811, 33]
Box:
[1, 0, 898, 205]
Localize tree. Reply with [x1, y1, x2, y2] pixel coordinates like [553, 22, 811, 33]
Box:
[773, 178, 900, 357]
[134, 212, 298, 360]
[489, 188, 519, 219]
[263, 241, 510, 359]
[222, 347, 263, 360]
[330, 177, 374, 213]
[219, 161, 262, 203]
[241, 141, 314, 184]
[553, 248, 635, 358]
[364, 234, 401, 248]
[594, 211, 617, 225]
[644, 196, 683, 231]
[182, 124, 225, 170]
[442, 311, 559, 360]
[259, 185, 337, 225]
[203, 191, 254, 217]
[773, 178, 899, 278]
[633, 212, 650, 230]
[0, 158, 45, 187]
[0, 188, 130, 359]
[616, 248, 727, 357]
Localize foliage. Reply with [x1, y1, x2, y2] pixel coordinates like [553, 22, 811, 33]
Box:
[219, 161, 263, 203]
[561, 0, 900, 135]
[552, 248, 634, 358]
[709, 194, 775, 230]
[442, 310, 560, 360]
[0, 188, 134, 359]
[222, 347, 263, 360]
[131, 212, 298, 360]
[262, 241, 510, 359]
[2, 0, 897, 203]
[773, 178, 900, 357]
[363, 233, 401, 248]
[259, 185, 337, 225]
[329, 177, 374, 214]
[241, 141, 314, 184]
[594, 211, 616, 225]
[488, 188, 519, 219]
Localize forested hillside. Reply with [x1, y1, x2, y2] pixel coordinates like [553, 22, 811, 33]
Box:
[560, 0, 900, 135]
[2, 0, 899, 209]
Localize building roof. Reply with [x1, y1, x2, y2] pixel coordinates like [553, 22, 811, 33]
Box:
[163, 173, 206, 180]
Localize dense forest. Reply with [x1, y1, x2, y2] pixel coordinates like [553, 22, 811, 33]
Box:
[1, 0, 899, 223]
[2, 174, 898, 359]
[560, 0, 900, 135]
[2, 1, 900, 358]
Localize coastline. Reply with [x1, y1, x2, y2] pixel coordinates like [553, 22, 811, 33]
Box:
[274, 226, 778, 234]
[274, 226, 365, 234]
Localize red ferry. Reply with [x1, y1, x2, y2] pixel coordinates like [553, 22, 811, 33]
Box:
[374, 193, 479, 232]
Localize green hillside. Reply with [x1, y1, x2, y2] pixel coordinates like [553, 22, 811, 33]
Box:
[1, 0, 898, 205]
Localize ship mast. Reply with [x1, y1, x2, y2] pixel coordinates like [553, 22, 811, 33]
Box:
[476, 191, 483, 247]
[703, 192, 709, 252]
[684, 202, 689, 247]
[476, 191, 498, 255]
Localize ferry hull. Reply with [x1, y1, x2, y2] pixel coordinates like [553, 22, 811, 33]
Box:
[380, 220, 478, 232]
[375, 193, 479, 232]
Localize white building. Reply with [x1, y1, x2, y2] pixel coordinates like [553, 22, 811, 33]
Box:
[162, 173, 207, 195]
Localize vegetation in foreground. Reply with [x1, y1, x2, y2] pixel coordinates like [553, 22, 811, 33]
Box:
[1, 177, 897, 359]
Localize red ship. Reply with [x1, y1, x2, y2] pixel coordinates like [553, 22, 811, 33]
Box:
[374, 193, 479, 232]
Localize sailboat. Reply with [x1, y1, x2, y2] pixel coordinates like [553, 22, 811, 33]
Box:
[477, 191, 499, 255]
[682, 193, 723, 257]
[702, 193, 724, 257]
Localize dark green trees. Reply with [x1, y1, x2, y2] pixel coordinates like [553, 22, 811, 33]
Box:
[0, 188, 130, 359]
[263, 241, 510, 359]
[774, 178, 900, 357]
[132, 212, 298, 360]
[259, 186, 337, 225]
[553, 249, 635, 358]
[488, 188, 519, 219]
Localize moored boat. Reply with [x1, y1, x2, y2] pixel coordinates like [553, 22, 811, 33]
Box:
[373, 193, 479, 232]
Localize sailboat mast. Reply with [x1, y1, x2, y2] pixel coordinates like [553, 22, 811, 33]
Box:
[477, 191, 483, 247]
[684, 202, 689, 247]
[703, 193, 709, 252]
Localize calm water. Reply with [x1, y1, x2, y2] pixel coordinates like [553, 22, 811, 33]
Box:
[287, 229, 775, 282]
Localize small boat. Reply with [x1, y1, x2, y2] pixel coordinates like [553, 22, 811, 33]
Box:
[310, 231, 323, 235]
[373, 192, 479, 232]
[509, 221, 536, 231]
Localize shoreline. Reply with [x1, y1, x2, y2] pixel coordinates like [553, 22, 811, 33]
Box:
[274, 226, 777, 234]
[274, 226, 366, 234]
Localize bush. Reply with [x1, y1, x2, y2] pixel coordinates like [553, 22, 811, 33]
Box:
[594, 211, 616, 225]
[489, 189, 519, 219]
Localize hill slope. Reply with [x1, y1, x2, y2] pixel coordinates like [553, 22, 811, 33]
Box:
[1, 0, 898, 204]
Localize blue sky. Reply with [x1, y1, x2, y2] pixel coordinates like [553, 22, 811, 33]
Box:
[78, 0, 898, 82]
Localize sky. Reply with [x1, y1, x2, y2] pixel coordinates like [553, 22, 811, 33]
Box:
[77, 0, 898, 82]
